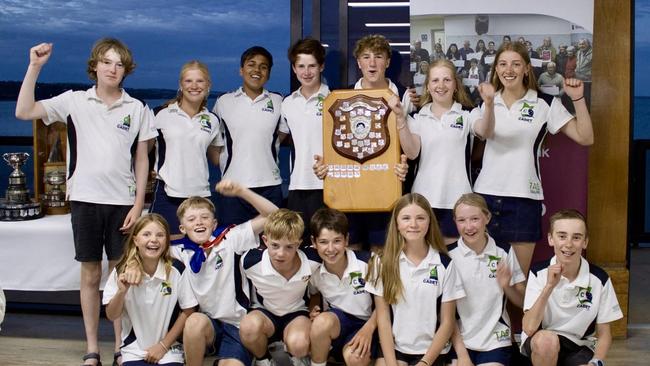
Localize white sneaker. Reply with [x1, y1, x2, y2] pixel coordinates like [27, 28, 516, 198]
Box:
[255, 358, 276, 366]
[290, 356, 310, 366]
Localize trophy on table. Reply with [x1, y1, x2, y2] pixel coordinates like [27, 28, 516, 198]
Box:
[0, 152, 44, 221]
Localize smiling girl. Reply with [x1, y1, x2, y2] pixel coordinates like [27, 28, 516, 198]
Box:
[365, 193, 465, 366]
[104, 214, 197, 366]
[473, 42, 594, 276]
[150, 61, 221, 235]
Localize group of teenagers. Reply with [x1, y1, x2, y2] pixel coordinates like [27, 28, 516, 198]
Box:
[13, 30, 621, 366]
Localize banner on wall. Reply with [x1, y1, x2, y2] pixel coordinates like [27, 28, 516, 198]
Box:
[409, 0, 594, 260]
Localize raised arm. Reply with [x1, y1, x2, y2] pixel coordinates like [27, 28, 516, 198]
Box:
[216, 179, 278, 234]
[522, 263, 562, 336]
[472, 83, 496, 140]
[560, 78, 594, 146]
[15, 43, 52, 121]
[388, 95, 420, 160]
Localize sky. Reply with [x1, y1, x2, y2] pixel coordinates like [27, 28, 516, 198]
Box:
[637, 0, 650, 96]
[0, 0, 291, 94]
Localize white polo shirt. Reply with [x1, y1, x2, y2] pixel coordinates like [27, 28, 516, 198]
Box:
[279, 84, 330, 191]
[242, 247, 321, 316]
[103, 259, 198, 364]
[41, 87, 157, 205]
[408, 102, 480, 209]
[474, 90, 573, 200]
[448, 236, 525, 351]
[365, 247, 466, 355]
[212, 88, 283, 188]
[170, 221, 258, 326]
[522, 256, 623, 349]
[153, 102, 222, 197]
[309, 249, 373, 320]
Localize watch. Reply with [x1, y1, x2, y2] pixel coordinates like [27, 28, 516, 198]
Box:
[589, 358, 604, 366]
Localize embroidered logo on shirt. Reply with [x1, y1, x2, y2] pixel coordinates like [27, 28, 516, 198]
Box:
[518, 102, 535, 122]
[487, 255, 501, 278]
[423, 265, 439, 285]
[262, 99, 275, 113]
[215, 253, 224, 270]
[529, 180, 541, 194]
[316, 95, 324, 116]
[576, 286, 593, 309]
[450, 115, 464, 129]
[160, 281, 172, 296]
[199, 114, 212, 133]
[494, 328, 510, 343]
[350, 271, 366, 294]
[116, 115, 131, 131]
[301, 275, 311, 282]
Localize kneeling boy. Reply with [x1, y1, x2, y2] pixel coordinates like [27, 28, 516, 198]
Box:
[521, 209, 623, 366]
[240, 209, 321, 366]
[309, 208, 376, 366]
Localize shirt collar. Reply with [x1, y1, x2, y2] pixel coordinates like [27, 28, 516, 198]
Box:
[418, 101, 463, 118]
[354, 78, 398, 94]
[262, 249, 314, 281]
[234, 86, 270, 102]
[494, 89, 538, 107]
[291, 83, 330, 102]
[86, 86, 132, 105]
[319, 249, 361, 278]
[144, 260, 167, 281]
[399, 246, 440, 268]
[168, 101, 209, 117]
[456, 235, 498, 257]
[549, 256, 590, 287]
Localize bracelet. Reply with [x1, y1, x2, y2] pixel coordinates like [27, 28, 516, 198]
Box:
[159, 341, 168, 352]
[572, 96, 584, 102]
[418, 359, 430, 366]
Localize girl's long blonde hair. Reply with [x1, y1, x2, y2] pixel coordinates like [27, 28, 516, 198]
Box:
[367, 193, 446, 304]
[116, 213, 173, 279]
[419, 59, 473, 109]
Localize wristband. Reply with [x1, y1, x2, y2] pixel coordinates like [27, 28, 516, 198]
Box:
[418, 359, 430, 366]
[589, 358, 604, 366]
[159, 341, 168, 352]
[572, 96, 584, 102]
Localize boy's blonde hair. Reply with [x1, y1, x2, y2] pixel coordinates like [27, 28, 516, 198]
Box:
[549, 209, 588, 237]
[264, 208, 304, 242]
[86, 38, 135, 84]
[116, 213, 173, 279]
[176, 196, 216, 221]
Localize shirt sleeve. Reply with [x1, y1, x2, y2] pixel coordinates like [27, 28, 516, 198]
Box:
[546, 97, 574, 134]
[596, 278, 624, 324]
[406, 114, 420, 135]
[137, 105, 158, 142]
[210, 113, 223, 147]
[102, 268, 120, 305]
[441, 260, 466, 302]
[507, 247, 526, 286]
[40, 90, 74, 125]
[523, 269, 544, 312]
[225, 221, 260, 254]
[468, 107, 482, 137]
[177, 268, 199, 310]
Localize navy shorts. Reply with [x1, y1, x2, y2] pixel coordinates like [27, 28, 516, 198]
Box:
[287, 189, 324, 245]
[217, 184, 283, 226]
[433, 208, 459, 238]
[70, 201, 131, 262]
[449, 345, 512, 365]
[327, 308, 377, 361]
[255, 308, 310, 343]
[207, 318, 252, 366]
[377, 348, 448, 366]
[348, 212, 389, 248]
[482, 194, 542, 243]
[149, 179, 191, 235]
[522, 334, 593, 365]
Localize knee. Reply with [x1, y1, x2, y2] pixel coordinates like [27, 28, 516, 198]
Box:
[310, 313, 337, 339]
[343, 347, 369, 366]
[239, 314, 265, 340]
[285, 332, 310, 358]
[184, 313, 211, 341]
[531, 331, 560, 356]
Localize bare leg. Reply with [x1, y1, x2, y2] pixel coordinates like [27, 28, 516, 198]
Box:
[184, 313, 215, 366]
[108, 259, 122, 365]
[530, 330, 560, 366]
[80, 261, 102, 366]
[284, 315, 312, 358]
[310, 312, 340, 363]
[239, 310, 275, 358]
[511, 242, 535, 277]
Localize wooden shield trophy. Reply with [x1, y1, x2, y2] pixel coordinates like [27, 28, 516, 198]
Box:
[322, 89, 402, 212]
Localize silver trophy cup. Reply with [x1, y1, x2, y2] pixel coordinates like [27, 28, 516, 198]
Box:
[3, 152, 30, 203]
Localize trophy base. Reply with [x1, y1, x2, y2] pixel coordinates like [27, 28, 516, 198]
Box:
[0, 199, 44, 221]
